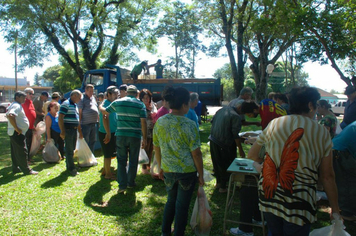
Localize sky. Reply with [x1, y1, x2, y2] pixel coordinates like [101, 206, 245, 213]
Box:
[0, 37, 348, 94]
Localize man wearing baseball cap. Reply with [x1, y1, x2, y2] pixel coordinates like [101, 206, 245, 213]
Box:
[340, 85, 356, 129]
[43, 92, 61, 114]
[33, 91, 49, 126]
[100, 85, 147, 193]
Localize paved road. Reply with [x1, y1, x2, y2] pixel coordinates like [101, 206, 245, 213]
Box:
[206, 106, 222, 116]
[0, 113, 7, 123]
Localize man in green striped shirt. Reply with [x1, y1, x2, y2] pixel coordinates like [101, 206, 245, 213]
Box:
[102, 85, 147, 193]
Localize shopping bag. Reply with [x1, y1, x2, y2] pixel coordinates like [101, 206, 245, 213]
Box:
[150, 156, 161, 179]
[42, 139, 60, 163]
[138, 148, 149, 164]
[309, 214, 350, 236]
[202, 169, 214, 182]
[190, 186, 213, 236]
[36, 121, 46, 135]
[29, 121, 46, 157]
[75, 138, 98, 167]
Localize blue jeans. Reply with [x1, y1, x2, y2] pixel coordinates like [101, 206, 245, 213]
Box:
[116, 136, 141, 190]
[263, 212, 311, 236]
[65, 128, 77, 171]
[81, 123, 97, 153]
[162, 172, 197, 236]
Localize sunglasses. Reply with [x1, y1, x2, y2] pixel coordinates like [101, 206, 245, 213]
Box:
[28, 93, 34, 95]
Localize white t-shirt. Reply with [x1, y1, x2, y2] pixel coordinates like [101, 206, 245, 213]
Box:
[6, 102, 29, 136]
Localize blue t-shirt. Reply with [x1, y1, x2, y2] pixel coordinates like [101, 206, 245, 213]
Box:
[185, 108, 199, 128]
[47, 112, 61, 133]
[333, 120, 356, 158]
[99, 99, 117, 134]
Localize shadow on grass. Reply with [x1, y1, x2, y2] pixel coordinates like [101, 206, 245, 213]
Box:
[0, 166, 24, 185]
[41, 171, 69, 188]
[31, 161, 59, 172]
[83, 178, 143, 217]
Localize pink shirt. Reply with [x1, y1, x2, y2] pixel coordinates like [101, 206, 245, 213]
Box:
[154, 106, 170, 123]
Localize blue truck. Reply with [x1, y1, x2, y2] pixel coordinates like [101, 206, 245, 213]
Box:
[65, 64, 223, 106]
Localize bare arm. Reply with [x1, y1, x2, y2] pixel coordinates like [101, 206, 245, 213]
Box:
[248, 142, 264, 163]
[191, 147, 204, 186]
[141, 118, 147, 148]
[319, 151, 340, 218]
[154, 145, 163, 179]
[102, 114, 111, 144]
[58, 113, 65, 140]
[78, 109, 83, 139]
[235, 138, 246, 158]
[45, 115, 52, 141]
[99, 103, 109, 116]
[7, 114, 22, 134]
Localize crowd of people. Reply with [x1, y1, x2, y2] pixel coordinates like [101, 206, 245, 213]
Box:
[5, 82, 356, 235]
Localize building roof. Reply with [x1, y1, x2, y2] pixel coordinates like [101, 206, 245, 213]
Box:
[0, 77, 28, 86]
[316, 88, 338, 99]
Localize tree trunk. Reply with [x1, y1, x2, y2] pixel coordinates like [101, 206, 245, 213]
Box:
[175, 44, 179, 78]
[236, 19, 246, 97]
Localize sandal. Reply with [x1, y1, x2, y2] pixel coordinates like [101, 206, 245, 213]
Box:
[104, 175, 116, 180]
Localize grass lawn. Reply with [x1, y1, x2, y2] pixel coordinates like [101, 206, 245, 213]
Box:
[0, 117, 355, 235]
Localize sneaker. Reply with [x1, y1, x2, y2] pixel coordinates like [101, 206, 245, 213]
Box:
[117, 188, 126, 194]
[26, 170, 39, 175]
[127, 183, 137, 188]
[230, 227, 254, 236]
[252, 219, 267, 226]
[69, 169, 79, 176]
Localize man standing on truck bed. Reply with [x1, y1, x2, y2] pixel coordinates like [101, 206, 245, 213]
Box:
[77, 84, 99, 153]
[154, 59, 164, 79]
[130, 61, 148, 81]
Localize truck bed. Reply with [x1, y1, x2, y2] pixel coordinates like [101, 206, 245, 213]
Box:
[122, 78, 222, 106]
[122, 78, 217, 84]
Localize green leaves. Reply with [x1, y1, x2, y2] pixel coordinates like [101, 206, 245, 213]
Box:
[0, 0, 161, 80]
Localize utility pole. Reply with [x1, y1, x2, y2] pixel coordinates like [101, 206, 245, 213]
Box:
[14, 31, 18, 91]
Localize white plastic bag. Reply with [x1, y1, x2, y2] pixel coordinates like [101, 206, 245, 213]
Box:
[190, 186, 213, 236]
[138, 148, 149, 164]
[36, 121, 46, 135]
[75, 138, 98, 167]
[29, 121, 46, 157]
[42, 139, 60, 163]
[202, 169, 214, 182]
[150, 156, 161, 179]
[309, 214, 350, 236]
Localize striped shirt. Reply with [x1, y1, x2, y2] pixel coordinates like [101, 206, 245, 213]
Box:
[256, 115, 332, 226]
[59, 98, 79, 128]
[105, 95, 147, 138]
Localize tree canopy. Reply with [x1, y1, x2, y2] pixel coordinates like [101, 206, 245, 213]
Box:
[1, 0, 160, 81]
[1, 0, 355, 98]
